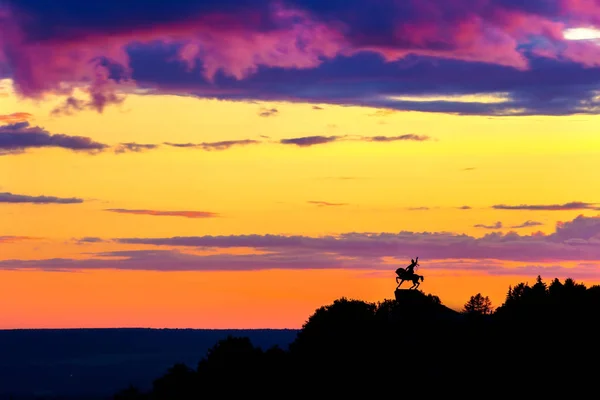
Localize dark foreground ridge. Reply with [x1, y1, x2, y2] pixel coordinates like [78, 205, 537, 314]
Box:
[109, 276, 600, 398]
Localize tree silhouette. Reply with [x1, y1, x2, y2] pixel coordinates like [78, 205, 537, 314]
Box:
[112, 276, 600, 399]
[463, 293, 493, 315]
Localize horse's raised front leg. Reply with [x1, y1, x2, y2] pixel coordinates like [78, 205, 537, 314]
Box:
[397, 279, 404, 289]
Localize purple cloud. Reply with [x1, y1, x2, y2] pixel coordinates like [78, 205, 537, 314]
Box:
[104, 209, 219, 218]
[0, 249, 365, 272]
[74, 237, 105, 244]
[110, 214, 600, 263]
[492, 202, 600, 211]
[4, 1, 600, 116]
[0, 122, 107, 155]
[363, 134, 430, 142]
[0, 192, 83, 204]
[280, 136, 340, 147]
[3, 215, 600, 277]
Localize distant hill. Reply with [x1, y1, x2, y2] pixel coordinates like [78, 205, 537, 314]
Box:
[0, 328, 298, 400]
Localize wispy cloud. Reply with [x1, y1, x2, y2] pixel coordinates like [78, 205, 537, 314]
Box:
[362, 134, 430, 142]
[74, 237, 106, 244]
[113, 143, 159, 154]
[510, 220, 544, 229]
[279, 134, 431, 147]
[408, 207, 430, 211]
[104, 209, 219, 218]
[492, 202, 600, 211]
[307, 201, 348, 207]
[0, 192, 83, 204]
[0, 236, 37, 243]
[163, 140, 259, 151]
[258, 107, 278, 117]
[0, 112, 32, 123]
[458, 206, 472, 210]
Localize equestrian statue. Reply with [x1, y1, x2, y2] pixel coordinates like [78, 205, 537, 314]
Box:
[395, 256, 424, 290]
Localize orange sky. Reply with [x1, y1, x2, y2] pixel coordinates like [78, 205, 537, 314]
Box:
[2, 78, 600, 328]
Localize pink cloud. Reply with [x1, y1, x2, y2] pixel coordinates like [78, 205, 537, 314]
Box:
[0, 4, 346, 112]
[0, 1, 599, 115]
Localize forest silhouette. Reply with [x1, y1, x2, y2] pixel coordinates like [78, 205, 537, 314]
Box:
[114, 276, 600, 398]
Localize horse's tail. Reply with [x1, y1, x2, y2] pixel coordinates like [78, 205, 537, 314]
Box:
[395, 267, 405, 275]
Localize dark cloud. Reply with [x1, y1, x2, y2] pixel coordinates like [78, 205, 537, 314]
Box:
[0, 122, 107, 155]
[0, 192, 83, 204]
[474, 221, 503, 229]
[104, 209, 219, 218]
[492, 202, 600, 211]
[280, 135, 340, 147]
[3, 0, 600, 116]
[458, 206, 472, 210]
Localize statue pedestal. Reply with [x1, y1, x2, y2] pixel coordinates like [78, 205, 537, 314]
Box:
[394, 289, 422, 302]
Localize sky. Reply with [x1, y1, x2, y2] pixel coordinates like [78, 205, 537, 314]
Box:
[2, 0, 600, 329]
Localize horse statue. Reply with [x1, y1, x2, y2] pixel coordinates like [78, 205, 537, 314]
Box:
[395, 267, 424, 290]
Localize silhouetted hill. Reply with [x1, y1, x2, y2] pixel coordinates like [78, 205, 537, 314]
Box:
[111, 277, 600, 398]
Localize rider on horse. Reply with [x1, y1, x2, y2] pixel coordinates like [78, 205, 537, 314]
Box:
[405, 256, 419, 275]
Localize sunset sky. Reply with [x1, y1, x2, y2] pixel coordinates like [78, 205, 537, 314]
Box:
[2, 0, 600, 329]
